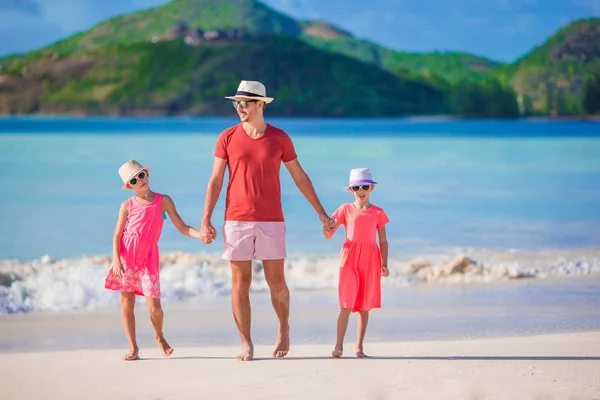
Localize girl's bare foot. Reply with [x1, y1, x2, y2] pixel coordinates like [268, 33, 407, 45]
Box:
[156, 335, 173, 357]
[123, 347, 139, 361]
[236, 342, 254, 361]
[331, 347, 343, 358]
[356, 348, 368, 358]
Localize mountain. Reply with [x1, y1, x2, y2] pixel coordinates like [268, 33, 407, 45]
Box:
[301, 36, 501, 84]
[0, 0, 597, 117]
[51, 0, 301, 54]
[0, 37, 446, 116]
[2, 0, 497, 85]
[508, 18, 600, 115]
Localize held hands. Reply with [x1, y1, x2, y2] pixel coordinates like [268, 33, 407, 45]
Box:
[200, 221, 217, 244]
[319, 214, 336, 232]
[111, 260, 125, 278]
[381, 265, 390, 277]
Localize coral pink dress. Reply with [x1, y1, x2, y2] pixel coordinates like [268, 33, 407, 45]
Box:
[332, 203, 389, 312]
[105, 193, 164, 298]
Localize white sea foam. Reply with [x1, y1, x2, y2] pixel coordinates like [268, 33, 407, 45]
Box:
[1, 248, 600, 314]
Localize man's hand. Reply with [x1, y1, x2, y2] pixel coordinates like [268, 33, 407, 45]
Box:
[319, 214, 336, 231]
[200, 221, 217, 244]
[382, 265, 390, 277]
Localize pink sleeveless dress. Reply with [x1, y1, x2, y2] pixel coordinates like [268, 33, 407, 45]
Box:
[105, 193, 164, 298]
[332, 203, 389, 312]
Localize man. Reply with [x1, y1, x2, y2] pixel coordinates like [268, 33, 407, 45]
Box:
[199, 80, 334, 361]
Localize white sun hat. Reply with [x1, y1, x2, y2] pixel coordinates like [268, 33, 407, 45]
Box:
[224, 80, 274, 103]
[346, 168, 377, 188]
[118, 159, 150, 189]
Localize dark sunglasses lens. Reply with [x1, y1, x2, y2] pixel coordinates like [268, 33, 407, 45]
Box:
[362, 185, 370, 191]
[351, 186, 360, 192]
[232, 100, 249, 109]
[129, 178, 137, 186]
[138, 171, 146, 180]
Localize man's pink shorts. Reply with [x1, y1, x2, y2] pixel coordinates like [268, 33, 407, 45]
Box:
[222, 221, 286, 261]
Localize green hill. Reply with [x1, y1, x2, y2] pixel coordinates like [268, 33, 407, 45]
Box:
[0, 0, 597, 117]
[1, 0, 498, 85]
[0, 37, 446, 117]
[509, 18, 600, 115]
[51, 0, 301, 54]
[301, 35, 501, 84]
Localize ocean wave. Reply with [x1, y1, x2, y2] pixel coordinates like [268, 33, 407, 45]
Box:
[1, 249, 599, 314]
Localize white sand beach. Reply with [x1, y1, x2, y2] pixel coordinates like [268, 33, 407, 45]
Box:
[2, 331, 599, 400]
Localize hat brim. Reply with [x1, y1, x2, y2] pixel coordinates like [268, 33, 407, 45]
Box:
[122, 166, 151, 189]
[225, 95, 274, 104]
[346, 180, 377, 188]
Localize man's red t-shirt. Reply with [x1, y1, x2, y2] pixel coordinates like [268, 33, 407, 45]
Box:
[214, 123, 298, 222]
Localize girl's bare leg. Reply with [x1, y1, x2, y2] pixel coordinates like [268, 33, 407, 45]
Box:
[356, 310, 369, 358]
[120, 292, 139, 360]
[332, 308, 352, 357]
[145, 297, 173, 356]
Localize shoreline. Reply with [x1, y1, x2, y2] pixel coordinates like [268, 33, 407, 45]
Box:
[1, 111, 599, 120]
[2, 332, 599, 399]
[2, 276, 600, 354]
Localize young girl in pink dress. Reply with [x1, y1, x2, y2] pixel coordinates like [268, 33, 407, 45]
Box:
[323, 168, 390, 358]
[105, 159, 204, 361]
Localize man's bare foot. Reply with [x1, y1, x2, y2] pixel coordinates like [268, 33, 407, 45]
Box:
[123, 347, 139, 361]
[273, 324, 290, 358]
[155, 335, 174, 357]
[331, 346, 343, 358]
[356, 348, 368, 358]
[236, 342, 254, 361]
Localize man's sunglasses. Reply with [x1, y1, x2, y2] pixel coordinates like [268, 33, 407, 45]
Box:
[232, 100, 258, 109]
[129, 171, 146, 186]
[350, 185, 371, 192]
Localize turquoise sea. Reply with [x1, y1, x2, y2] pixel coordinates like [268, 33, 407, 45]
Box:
[1, 117, 600, 316]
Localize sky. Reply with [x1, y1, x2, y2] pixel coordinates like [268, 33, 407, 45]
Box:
[0, 0, 598, 62]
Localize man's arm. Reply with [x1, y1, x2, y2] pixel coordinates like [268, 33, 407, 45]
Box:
[200, 157, 227, 243]
[284, 158, 330, 223]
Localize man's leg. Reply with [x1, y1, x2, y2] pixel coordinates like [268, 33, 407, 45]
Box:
[263, 259, 290, 358]
[230, 260, 254, 361]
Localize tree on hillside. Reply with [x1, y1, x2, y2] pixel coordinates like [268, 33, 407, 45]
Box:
[173, 20, 190, 38]
[449, 78, 519, 118]
[519, 95, 535, 116]
[583, 73, 600, 114]
[544, 78, 556, 115]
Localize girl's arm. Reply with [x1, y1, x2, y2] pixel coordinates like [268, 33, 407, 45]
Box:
[377, 225, 389, 277]
[323, 218, 341, 239]
[111, 201, 129, 276]
[163, 194, 201, 239]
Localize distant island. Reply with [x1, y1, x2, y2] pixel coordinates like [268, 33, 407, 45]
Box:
[0, 0, 598, 118]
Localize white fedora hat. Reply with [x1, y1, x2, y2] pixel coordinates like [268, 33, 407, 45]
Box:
[346, 168, 377, 188]
[225, 80, 274, 103]
[118, 159, 150, 189]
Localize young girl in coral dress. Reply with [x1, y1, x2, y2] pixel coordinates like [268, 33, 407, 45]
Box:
[324, 168, 390, 358]
[105, 159, 204, 360]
